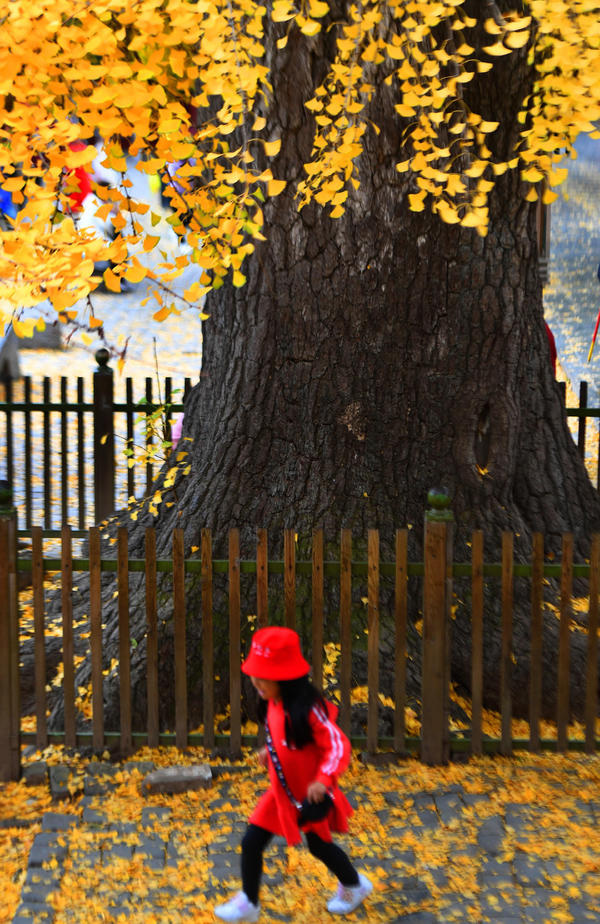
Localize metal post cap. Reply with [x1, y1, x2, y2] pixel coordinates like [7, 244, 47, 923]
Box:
[95, 348, 110, 368]
[426, 487, 453, 522]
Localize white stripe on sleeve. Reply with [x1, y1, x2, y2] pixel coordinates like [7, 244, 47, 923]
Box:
[312, 704, 344, 776]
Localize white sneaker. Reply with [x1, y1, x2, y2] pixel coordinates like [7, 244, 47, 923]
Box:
[327, 873, 373, 915]
[214, 891, 260, 922]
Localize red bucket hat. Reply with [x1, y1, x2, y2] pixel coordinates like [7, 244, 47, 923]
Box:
[241, 626, 311, 681]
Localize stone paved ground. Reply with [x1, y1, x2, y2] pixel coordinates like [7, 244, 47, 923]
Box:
[5, 754, 600, 923]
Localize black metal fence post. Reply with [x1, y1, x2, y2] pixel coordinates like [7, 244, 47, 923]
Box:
[93, 348, 115, 523]
[0, 481, 21, 780]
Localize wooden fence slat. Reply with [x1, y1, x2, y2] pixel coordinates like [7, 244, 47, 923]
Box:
[0, 510, 20, 781]
[284, 529, 296, 629]
[529, 532, 544, 752]
[24, 376, 32, 529]
[471, 530, 484, 756]
[500, 531, 513, 756]
[173, 527, 187, 749]
[229, 529, 242, 755]
[5, 379, 13, 498]
[367, 530, 379, 755]
[32, 527, 47, 750]
[145, 528, 159, 748]
[202, 528, 214, 750]
[422, 519, 449, 765]
[145, 377, 153, 494]
[43, 377, 51, 530]
[585, 533, 599, 753]
[77, 377, 85, 530]
[126, 378, 135, 501]
[257, 529, 268, 627]
[89, 526, 104, 751]
[557, 532, 573, 751]
[312, 529, 324, 691]
[62, 524, 75, 748]
[339, 529, 352, 737]
[118, 527, 132, 757]
[394, 529, 408, 752]
[60, 377, 68, 524]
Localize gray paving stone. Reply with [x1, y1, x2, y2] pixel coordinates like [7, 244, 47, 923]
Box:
[81, 808, 108, 826]
[513, 858, 548, 887]
[415, 808, 439, 828]
[568, 901, 600, 921]
[434, 793, 464, 825]
[141, 806, 172, 827]
[102, 842, 134, 863]
[49, 765, 76, 801]
[12, 905, 55, 924]
[23, 762, 48, 787]
[383, 790, 405, 806]
[477, 814, 505, 855]
[68, 847, 102, 869]
[20, 867, 62, 904]
[41, 813, 77, 832]
[27, 833, 68, 867]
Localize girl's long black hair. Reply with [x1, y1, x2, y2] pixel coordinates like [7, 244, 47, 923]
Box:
[256, 675, 327, 748]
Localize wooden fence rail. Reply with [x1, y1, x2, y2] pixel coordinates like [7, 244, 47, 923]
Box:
[2, 493, 600, 781]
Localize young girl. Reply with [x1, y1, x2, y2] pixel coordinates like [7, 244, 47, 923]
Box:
[214, 626, 372, 922]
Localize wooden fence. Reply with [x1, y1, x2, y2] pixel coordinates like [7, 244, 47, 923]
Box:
[0, 366, 598, 533]
[1, 491, 599, 780]
[0, 348, 194, 529]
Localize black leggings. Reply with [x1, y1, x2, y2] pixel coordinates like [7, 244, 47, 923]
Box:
[241, 823, 359, 905]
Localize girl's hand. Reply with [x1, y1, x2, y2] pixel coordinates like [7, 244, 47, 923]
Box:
[256, 747, 268, 768]
[306, 780, 327, 803]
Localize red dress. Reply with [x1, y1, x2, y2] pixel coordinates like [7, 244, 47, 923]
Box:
[249, 698, 354, 846]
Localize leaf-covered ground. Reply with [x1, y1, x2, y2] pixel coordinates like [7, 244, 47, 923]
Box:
[3, 747, 600, 923]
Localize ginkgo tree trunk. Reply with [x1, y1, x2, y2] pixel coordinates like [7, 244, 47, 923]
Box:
[6, 0, 600, 734]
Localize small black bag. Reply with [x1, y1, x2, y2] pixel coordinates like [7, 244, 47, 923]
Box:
[298, 793, 333, 826]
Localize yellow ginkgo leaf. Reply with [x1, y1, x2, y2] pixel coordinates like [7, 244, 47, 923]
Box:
[267, 178, 286, 196]
[264, 138, 282, 157]
[103, 267, 121, 293]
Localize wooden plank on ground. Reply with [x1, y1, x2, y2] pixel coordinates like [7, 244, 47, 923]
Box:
[557, 533, 573, 751]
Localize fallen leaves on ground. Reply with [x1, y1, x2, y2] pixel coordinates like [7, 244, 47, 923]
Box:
[3, 747, 600, 922]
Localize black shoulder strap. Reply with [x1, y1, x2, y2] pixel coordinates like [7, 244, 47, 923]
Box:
[264, 717, 302, 811]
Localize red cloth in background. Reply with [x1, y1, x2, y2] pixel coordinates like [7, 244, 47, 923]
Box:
[545, 322, 557, 376]
[66, 141, 92, 212]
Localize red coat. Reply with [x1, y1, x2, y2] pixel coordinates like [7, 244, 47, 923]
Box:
[249, 698, 354, 846]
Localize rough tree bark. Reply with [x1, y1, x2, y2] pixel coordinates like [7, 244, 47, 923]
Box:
[36, 4, 600, 736]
